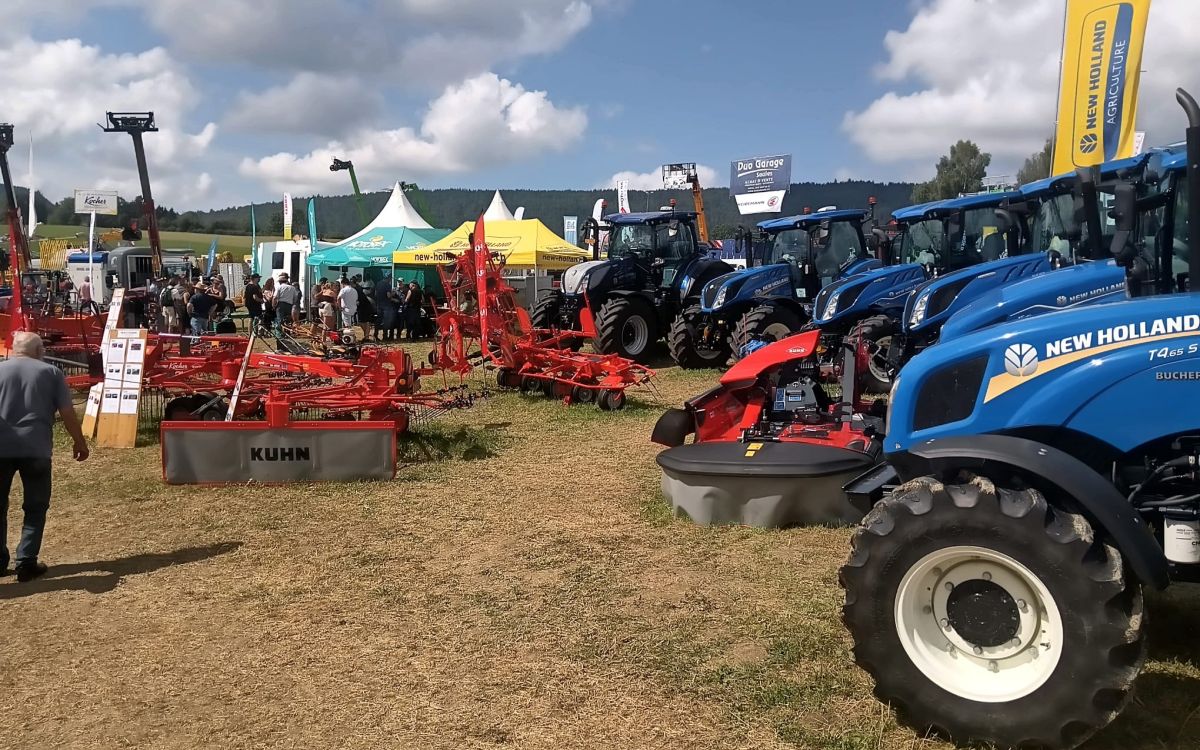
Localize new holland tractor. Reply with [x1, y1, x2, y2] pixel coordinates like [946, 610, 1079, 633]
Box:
[530, 210, 733, 362]
[839, 89, 1200, 750]
[883, 154, 1153, 370]
[665, 207, 885, 369]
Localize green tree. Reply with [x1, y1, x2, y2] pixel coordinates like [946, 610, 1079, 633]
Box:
[912, 140, 992, 203]
[1017, 138, 1054, 185]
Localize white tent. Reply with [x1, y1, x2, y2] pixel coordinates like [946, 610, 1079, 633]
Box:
[482, 190, 516, 221]
[339, 182, 433, 246]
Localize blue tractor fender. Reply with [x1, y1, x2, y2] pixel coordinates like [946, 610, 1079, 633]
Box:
[888, 435, 1170, 590]
[903, 254, 1055, 336]
[939, 260, 1129, 342]
[811, 263, 928, 328]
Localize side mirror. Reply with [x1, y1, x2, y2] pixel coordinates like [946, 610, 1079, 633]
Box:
[1074, 166, 1104, 259]
[1108, 182, 1138, 266]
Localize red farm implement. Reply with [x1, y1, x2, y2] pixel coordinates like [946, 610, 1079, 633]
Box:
[431, 216, 653, 410]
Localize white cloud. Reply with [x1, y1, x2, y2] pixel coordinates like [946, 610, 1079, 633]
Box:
[140, 0, 594, 88]
[239, 73, 587, 194]
[225, 73, 382, 136]
[0, 35, 217, 207]
[844, 0, 1200, 176]
[604, 164, 721, 191]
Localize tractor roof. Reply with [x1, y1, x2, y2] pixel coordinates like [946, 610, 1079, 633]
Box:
[1154, 143, 1189, 173]
[891, 200, 950, 222]
[929, 190, 1023, 214]
[605, 210, 698, 225]
[757, 208, 867, 232]
[1020, 153, 1155, 198]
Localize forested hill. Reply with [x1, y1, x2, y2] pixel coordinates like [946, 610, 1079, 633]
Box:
[27, 180, 916, 241]
[194, 180, 917, 241]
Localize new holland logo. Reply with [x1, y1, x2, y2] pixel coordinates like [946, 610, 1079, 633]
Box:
[1004, 343, 1039, 377]
[1079, 133, 1099, 155]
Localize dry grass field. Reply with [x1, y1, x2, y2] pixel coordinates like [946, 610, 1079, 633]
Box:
[2, 349, 1198, 749]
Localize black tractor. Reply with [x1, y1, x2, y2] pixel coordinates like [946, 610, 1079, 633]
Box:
[530, 210, 733, 362]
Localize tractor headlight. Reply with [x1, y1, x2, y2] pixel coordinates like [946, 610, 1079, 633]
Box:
[714, 285, 728, 308]
[909, 292, 930, 328]
[821, 290, 842, 319]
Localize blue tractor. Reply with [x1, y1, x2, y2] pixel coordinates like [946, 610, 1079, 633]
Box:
[530, 210, 733, 362]
[810, 190, 1029, 392]
[885, 154, 1155, 370]
[666, 207, 884, 368]
[839, 90, 1200, 749]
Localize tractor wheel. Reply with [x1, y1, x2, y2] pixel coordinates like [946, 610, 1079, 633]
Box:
[852, 314, 899, 394]
[840, 473, 1145, 750]
[597, 388, 627, 411]
[667, 305, 728, 369]
[529, 293, 561, 329]
[571, 386, 596, 405]
[593, 297, 656, 362]
[729, 304, 805, 362]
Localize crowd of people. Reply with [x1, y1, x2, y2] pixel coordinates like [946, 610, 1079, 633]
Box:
[298, 272, 429, 342]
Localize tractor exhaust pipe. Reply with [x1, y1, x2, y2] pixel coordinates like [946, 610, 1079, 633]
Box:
[1177, 88, 1200, 291]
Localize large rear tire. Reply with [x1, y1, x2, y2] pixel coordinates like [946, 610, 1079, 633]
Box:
[851, 314, 898, 393]
[593, 296, 657, 362]
[529, 293, 561, 329]
[667, 305, 728, 369]
[729, 304, 805, 362]
[840, 474, 1145, 750]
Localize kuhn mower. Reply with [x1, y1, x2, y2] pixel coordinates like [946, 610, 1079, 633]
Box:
[651, 326, 884, 526]
[432, 215, 653, 410]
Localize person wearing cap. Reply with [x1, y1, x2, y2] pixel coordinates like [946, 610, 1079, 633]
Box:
[187, 281, 220, 336]
[243, 273, 264, 332]
[274, 273, 300, 334]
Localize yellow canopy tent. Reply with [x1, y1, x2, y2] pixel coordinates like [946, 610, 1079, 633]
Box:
[392, 218, 589, 270]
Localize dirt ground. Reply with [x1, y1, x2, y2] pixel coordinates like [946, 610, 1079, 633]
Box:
[1, 352, 1198, 750]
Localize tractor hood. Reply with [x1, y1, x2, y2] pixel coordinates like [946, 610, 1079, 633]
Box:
[812, 264, 929, 327]
[562, 260, 608, 295]
[903, 253, 1054, 336]
[699, 264, 795, 313]
[561, 256, 646, 297]
[939, 259, 1129, 343]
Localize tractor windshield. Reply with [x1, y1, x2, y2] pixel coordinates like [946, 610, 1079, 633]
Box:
[897, 218, 946, 265]
[767, 228, 810, 265]
[1030, 193, 1082, 258]
[607, 224, 658, 258]
[813, 220, 865, 279]
[946, 206, 1023, 270]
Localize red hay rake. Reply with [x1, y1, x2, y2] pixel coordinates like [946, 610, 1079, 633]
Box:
[431, 215, 653, 409]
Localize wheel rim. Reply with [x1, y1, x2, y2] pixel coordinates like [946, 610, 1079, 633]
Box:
[621, 315, 650, 354]
[866, 335, 893, 385]
[894, 545, 1063, 703]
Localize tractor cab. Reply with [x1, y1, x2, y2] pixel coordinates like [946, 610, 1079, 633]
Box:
[755, 208, 880, 298]
[605, 211, 702, 289]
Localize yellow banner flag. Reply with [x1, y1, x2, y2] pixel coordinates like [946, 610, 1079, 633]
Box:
[1052, 0, 1152, 175]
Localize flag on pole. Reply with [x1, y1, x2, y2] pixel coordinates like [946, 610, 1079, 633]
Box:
[249, 203, 257, 273]
[1052, 0, 1153, 174]
[205, 238, 218, 276]
[307, 198, 318, 256]
[282, 192, 293, 240]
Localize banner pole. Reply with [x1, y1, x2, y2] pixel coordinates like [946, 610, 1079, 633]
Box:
[87, 210, 96, 295]
[1050, 0, 1070, 170]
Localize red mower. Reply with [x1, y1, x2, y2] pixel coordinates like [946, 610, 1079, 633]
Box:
[650, 328, 886, 527]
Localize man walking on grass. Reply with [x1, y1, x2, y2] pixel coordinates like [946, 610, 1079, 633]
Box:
[0, 332, 89, 582]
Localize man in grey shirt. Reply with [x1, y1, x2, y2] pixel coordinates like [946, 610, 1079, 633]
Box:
[0, 332, 90, 582]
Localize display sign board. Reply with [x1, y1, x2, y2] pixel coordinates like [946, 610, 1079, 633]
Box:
[729, 154, 791, 215]
[73, 189, 119, 216]
[81, 383, 103, 439]
[95, 327, 148, 448]
[616, 180, 631, 213]
[282, 192, 293, 240]
[662, 163, 697, 190]
[563, 216, 578, 246]
[161, 423, 397, 484]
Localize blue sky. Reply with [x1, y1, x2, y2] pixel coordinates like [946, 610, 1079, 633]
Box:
[7, 0, 1200, 209]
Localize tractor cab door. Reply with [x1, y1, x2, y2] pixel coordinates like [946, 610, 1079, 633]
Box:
[654, 220, 695, 289]
[813, 220, 866, 288]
